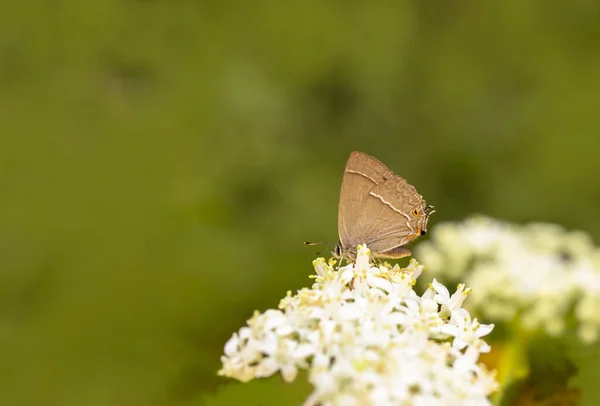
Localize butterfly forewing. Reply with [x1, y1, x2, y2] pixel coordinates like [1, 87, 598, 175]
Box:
[343, 151, 395, 185]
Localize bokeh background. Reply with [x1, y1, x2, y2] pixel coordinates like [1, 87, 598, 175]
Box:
[2, 1, 600, 405]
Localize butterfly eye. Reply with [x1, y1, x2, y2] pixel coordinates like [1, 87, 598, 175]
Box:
[412, 209, 420, 216]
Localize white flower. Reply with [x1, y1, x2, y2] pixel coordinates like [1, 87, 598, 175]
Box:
[575, 292, 600, 343]
[439, 308, 494, 353]
[416, 215, 600, 342]
[219, 245, 497, 405]
[431, 279, 472, 317]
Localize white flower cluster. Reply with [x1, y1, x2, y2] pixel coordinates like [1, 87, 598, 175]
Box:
[219, 245, 497, 406]
[416, 215, 600, 343]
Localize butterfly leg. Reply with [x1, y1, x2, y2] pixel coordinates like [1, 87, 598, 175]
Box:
[372, 256, 385, 268]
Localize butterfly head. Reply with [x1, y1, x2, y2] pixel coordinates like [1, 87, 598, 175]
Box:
[332, 242, 357, 263]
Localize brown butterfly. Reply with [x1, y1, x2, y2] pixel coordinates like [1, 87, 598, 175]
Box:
[332, 151, 434, 261]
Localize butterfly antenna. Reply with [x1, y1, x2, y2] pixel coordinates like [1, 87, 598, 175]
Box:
[304, 241, 327, 246]
[304, 241, 335, 256]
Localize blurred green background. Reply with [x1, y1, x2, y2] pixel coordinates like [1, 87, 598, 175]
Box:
[1, 1, 600, 405]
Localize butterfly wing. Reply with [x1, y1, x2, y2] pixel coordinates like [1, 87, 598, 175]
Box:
[337, 156, 381, 253]
[338, 151, 430, 258]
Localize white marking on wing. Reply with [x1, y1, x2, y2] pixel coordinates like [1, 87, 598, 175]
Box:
[346, 169, 377, 184]
[369, 191, 415, 233]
